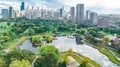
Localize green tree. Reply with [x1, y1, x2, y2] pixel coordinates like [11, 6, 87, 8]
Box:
[80, 29, 86, 35]
[79, 60, 87, 67]
[9, 59, 31, 67]
[0, 58, 5, 67]
[58, 61, 67, 67]
[103, 36, 111, 43]
[77, 29, 86, 35]
[39, 45, 60, 67]
[45, 35, 53, 43]
[7, 22, 11, 26]
[23, 28, 35, 36]
[5, 49, 34, 66]
[31, 35, 43, 45]
[118, 46, 120, 54]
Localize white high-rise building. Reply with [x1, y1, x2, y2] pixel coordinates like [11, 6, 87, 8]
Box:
[12, 10, 17, 18]
[90, 12, 98, 25]
[86, 10, 91, 20]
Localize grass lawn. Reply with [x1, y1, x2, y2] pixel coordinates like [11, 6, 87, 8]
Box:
[85, 40, 120, 66]
[0, 38, 19, 51]
[99, 47, 120, 66]
[0, 22, 7, 26]
[73, 52, 101, 67]
[0, 22, 14, 33]
[61, 52, 101, 67]
[0, 28, 11, 32]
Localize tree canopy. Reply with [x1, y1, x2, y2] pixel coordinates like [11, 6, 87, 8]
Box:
[39, 45, 60, 67]
[9, 59, 31, 67]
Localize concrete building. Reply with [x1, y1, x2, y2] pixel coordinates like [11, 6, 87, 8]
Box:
[53, 10, 59, 19]
[1, 9, 9, 20]
[41, 9, 44, 18]
[85, 10, 91, 24]
[12, 10, 17, 18]
[90, 12, 98, 25]
[98, 19, 109, 27]
[70, 7, 75, 22]
[86, 10, 91, 20]
[76, 4, 84, 23]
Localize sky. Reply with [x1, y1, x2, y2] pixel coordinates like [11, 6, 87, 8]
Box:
[0, 0, 120, 14]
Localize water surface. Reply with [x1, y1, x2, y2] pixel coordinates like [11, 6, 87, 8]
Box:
[52, 36, 119, 67]
[18, 39, 39, 54]
[18, 36, 119, 67]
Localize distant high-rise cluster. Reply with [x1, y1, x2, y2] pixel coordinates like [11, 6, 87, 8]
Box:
[1, 2, 100, 25]
[70, 4, 98, 25]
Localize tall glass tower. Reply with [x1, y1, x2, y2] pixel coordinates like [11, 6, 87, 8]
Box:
[70, 7, 75, 22]
[60, 8, 63, 18]
[9, 7, 13, 18]
[76, 4, 84, 23]
[21, 2, 25, 11]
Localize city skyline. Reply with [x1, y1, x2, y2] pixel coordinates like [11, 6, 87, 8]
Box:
[0, 0, 120, 14]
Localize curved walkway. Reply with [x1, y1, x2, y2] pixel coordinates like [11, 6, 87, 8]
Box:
[32, 56, 39, 67]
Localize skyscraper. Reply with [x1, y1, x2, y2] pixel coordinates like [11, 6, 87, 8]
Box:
[76, 4, 84, 23]
[90, 12, 98, 25]
[41, 9, 44, 17]
[70, 7, 75, 22]
[60, 8, 63, 18]
[12, 10, 17, 18]
[86, 10, 91, 20]
[21, 2, 25, 11]
[9, 7, 13, 18]
[1, 9, 9, 20]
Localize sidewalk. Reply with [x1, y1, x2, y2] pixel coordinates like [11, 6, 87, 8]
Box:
[67, 56, 79, 67]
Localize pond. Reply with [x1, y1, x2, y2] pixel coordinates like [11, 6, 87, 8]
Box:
[53, 36, 119, 67]
[18, 36, 119, 67]
[17, 39, 39, 54]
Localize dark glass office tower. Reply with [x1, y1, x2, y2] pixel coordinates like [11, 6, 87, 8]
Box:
[21, 2, 25, 11]
[60, 8, 63, 18]
[9, 7, 13, 18]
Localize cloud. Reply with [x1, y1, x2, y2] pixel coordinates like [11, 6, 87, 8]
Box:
[0, 0, 120, 14]
[0, 1, 20, 10]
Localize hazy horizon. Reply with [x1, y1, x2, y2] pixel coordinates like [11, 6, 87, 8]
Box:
[0, 0, 120, 14]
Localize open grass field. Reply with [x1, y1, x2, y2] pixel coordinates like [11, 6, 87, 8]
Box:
[0, 22, 14, 33]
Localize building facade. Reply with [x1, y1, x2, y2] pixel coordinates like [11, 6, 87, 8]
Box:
[9, 7, 13, 18]
[90, 12, 98, 25]
[60, 8, 63, 18]
[86, 10, 91, 20]
[1, 9, 9, 20]
[76, 4, 84, 23]
[21, 2, 25, 11]
[70, 7, 75, 22]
